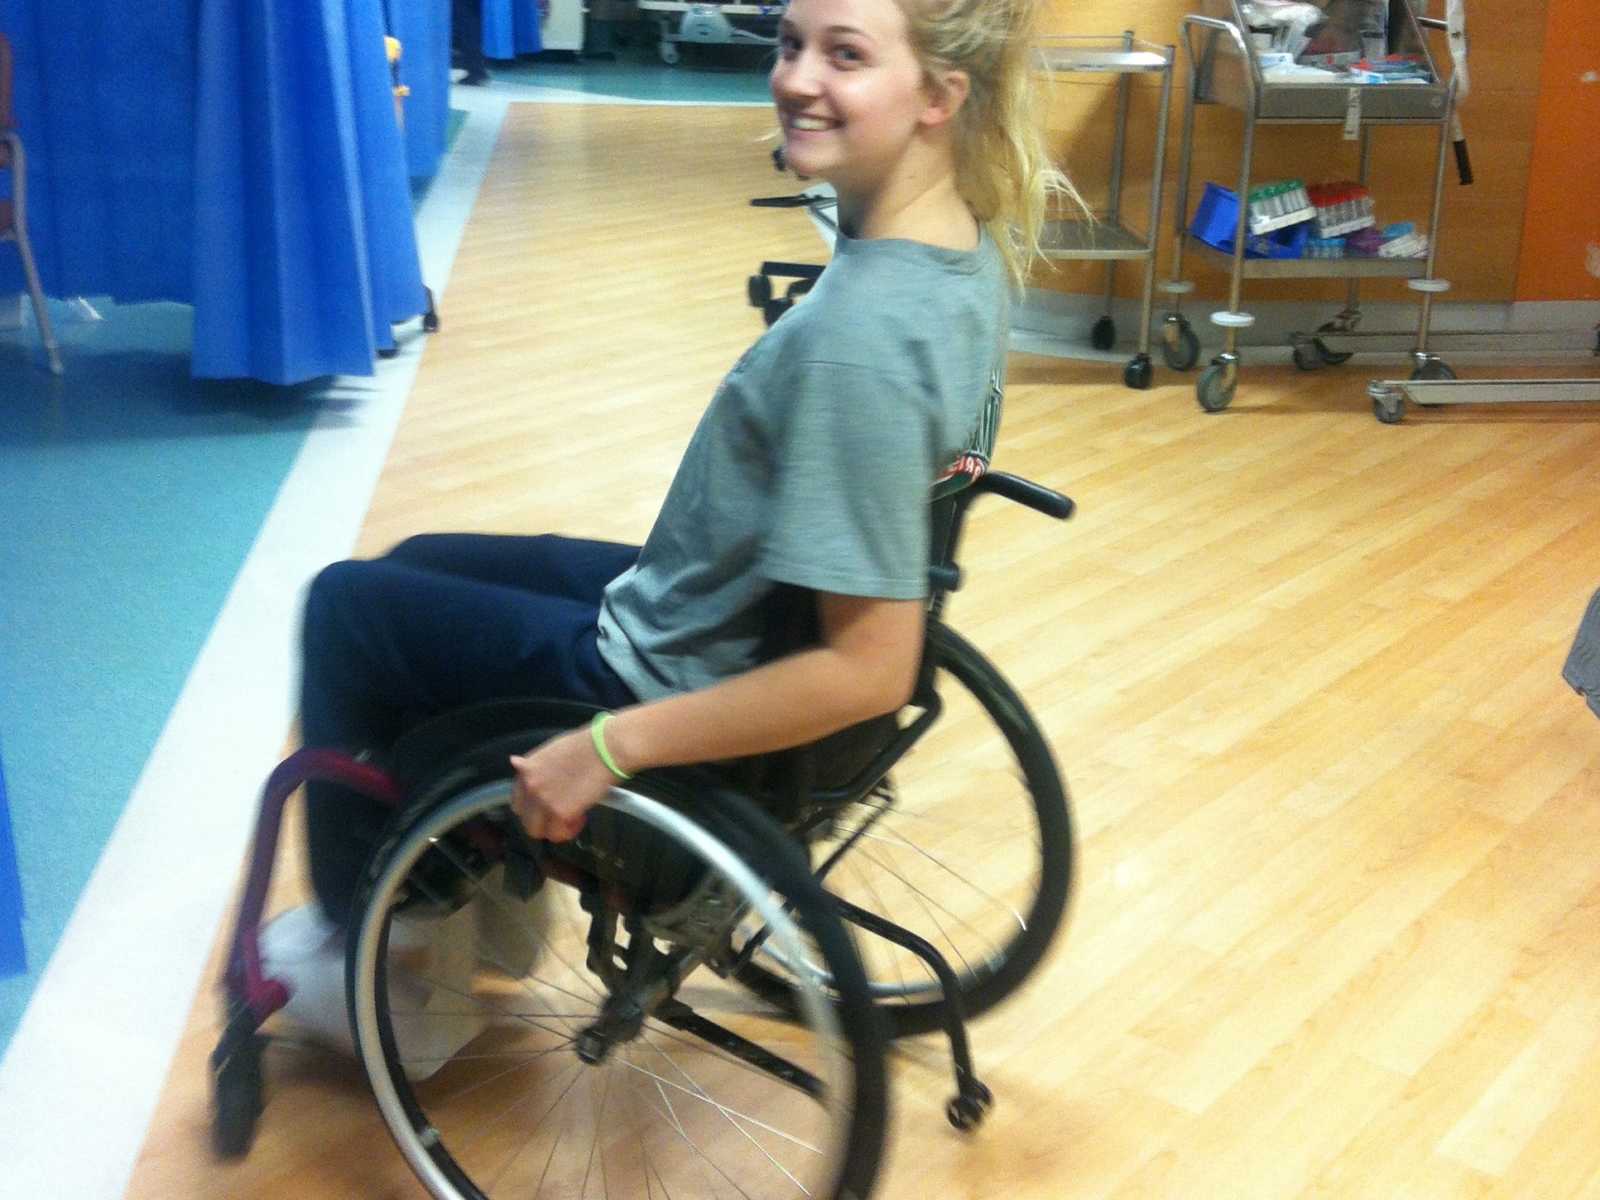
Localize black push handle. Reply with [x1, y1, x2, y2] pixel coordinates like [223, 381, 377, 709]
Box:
[976, 472, 1075, 520]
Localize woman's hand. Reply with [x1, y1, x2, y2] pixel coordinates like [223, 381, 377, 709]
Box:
[508, 728, 615, 842]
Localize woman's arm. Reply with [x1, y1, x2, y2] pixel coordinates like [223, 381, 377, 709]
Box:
[508, 592, 924, 841]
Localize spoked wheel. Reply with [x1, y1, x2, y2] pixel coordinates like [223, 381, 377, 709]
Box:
[348, 770, 887, 1200]
[739, 622, 1073, 1039]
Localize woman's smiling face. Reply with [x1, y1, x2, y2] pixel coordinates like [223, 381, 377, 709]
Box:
[769, 0, 934, 196]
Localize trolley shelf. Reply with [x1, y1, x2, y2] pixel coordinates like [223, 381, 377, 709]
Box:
[1042, 218, 1152, 261]
[1193, 0, 1451, 122]
[1035, 43, 1171, 74]
[1033, 32, 1175, 389]
[1185, 236, 1430, 279]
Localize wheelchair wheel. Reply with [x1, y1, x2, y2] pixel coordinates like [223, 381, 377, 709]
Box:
[347, 764, 887, 1200]
[740, 622, 1073, 1038]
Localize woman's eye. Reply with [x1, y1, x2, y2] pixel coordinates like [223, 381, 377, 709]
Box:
[831, 44, 864, 65]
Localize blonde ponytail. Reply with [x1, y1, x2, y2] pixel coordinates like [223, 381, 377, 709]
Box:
[903, 0, 1084, 288]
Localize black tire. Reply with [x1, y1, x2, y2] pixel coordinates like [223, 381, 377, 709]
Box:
[1410, 359, 1457, 382]
[747, 274, 772, 308]
[1292, 340, 1323, 372]
[1197, 362, 1234, 413]
[1373, 393, 1405, 424]
[347, 724, 887, 1200]
[738, 622, 1073, 1039]
[1123, 354, 1153, 390]
[1161, 319, 1201, 372]
[1091, 315, 1116, 351]
[1313, 337, 1351, 365]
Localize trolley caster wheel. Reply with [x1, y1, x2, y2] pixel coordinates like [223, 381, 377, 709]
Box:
[210, 1034, 266, 1158]
[659, 40, 680, 65]
[1196, 362, 1235, 413]
[1410, 359, 1457, 382]
[946, 1092, 989, 1131]
[747, 274, 772, 308]
[377, 346, 399, 359]
[1161, 317, 1200, 372]
[1091, 315, 1116, 351]
[422, 310, 440, 334]
[1123, 353, 1153, 390]
[762, 298, 791, 327]
[1373, 393, 1405, 424]
[1292, 339, 1324, 372]
[1313, 337, 1351, 365]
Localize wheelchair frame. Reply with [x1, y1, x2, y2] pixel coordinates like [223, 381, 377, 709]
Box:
[211, 468, 1075, 1198]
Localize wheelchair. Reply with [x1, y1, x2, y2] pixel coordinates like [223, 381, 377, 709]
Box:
[211, 464, 1076, 1200]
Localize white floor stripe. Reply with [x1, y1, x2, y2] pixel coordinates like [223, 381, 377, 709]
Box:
[0, 95, 511, 1199]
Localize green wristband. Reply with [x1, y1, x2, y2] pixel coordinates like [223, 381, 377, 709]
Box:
[590, 712, 632, 781]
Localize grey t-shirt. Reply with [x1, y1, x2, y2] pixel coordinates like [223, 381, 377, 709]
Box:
[596, 228, 1008, 701]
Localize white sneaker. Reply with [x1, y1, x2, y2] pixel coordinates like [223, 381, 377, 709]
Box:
[260, 903, 488, 1082]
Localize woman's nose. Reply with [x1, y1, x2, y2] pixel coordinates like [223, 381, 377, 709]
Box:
[772, 50, 821, 99]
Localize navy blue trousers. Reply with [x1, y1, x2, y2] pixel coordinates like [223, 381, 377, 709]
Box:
[300, 533, 639, 924]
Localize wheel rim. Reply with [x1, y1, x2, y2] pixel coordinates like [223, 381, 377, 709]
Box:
[350, 783, 862, 1200]
[745, 625, 1071, 1028]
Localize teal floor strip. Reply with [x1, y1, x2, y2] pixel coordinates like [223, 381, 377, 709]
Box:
[0, 301, 327, 1052]
[488, 40, 772, 103]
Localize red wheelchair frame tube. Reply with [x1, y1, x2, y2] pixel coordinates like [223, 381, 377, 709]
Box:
[225, 749, 405, 1021]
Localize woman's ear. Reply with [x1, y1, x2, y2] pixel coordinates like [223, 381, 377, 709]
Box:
[919, 68, 971, 129]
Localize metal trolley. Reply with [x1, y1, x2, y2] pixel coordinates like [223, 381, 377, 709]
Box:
[1161, 0, 1458, 414]
[1034, 34, 1176, 390]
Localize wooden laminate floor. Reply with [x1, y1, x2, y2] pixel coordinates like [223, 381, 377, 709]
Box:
[128, 102, 1600, 1199]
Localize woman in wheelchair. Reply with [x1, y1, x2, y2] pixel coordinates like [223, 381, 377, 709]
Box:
[214, 0, 1078, 1194]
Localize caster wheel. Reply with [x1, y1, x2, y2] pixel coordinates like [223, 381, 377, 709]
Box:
[762, 298, 791, 327]
[947, 1093, 988, 1131]
[1292, 340, 1324, 372]
[1373, 394, 1405, 424]
[1314, 337, 1351, 365]
[422, 310, 440, 334]
[211, 1034, 266, 1158]
[1410, 359, 1457, 382]
[659, 41, 680, 65]
[1196, 362, 1235, 413]
[1162, 319, 1200, 372]
[1091, 315, 1116, 351]
[747, 274, 772, 308]
[1123, 354, 1153, 390]
[377, 346, 399, 359]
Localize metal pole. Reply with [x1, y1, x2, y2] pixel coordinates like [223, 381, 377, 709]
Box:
[1415, 78, 1456, 359]
[1138, 47, 1174, 357]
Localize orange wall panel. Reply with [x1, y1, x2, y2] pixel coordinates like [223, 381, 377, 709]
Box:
[1513, 0, 1600, 301]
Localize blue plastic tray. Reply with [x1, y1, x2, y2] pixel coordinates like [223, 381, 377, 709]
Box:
[1192, 182, 1310, 259]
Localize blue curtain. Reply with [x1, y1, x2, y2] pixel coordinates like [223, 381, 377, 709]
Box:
[386, 0, 451, 180]
[0, 5, 197, 303]
[483, 0, 543, 60]
[0, 743, 21, 981]
[0, 0, 434, 384]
